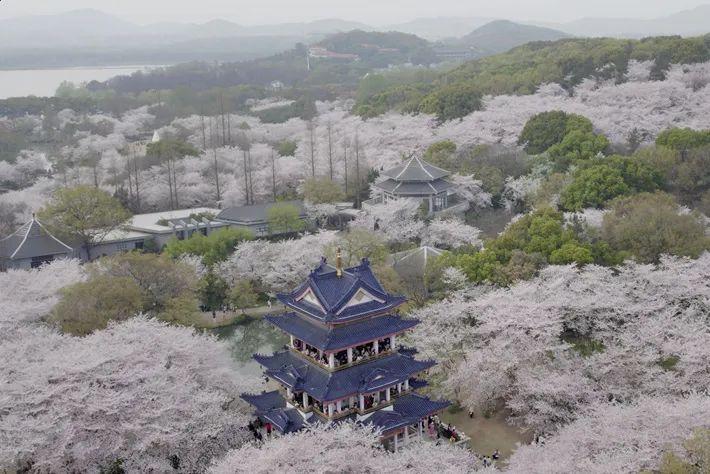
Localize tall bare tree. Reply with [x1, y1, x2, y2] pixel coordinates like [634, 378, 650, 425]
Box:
[354, 132, 361, 208]
[307, 120, 316, 177]
[326, 121, 334, 180]
[271, 149, 277, 201]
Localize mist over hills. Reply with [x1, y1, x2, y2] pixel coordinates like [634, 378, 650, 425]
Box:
[0, 6, 708, 69]
[535, 4, 710, 38]
[450, 20, 570, 56]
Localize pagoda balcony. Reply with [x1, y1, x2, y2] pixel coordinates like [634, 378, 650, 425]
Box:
[285, 377, 427, 421]
[290, 335, 397, 372]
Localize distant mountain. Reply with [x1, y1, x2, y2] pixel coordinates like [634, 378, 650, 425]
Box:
[384, 17, 494, 41]
[453, 20, 570, 55]
[535, 4, 710, 38]
[0, 9, 141, 47]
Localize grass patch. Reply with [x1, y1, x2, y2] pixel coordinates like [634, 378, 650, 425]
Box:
[658, 355, 680, 371]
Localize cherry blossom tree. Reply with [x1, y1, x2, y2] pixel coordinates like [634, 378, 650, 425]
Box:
[423, 217, 483, 249]
[0, 318, 260, 473]
[0, 150, 51, 189]
[507, 394, 710, 474]
[0, 258, 85, 333]
[218, 231, 339, 293]
[408, 254, 710, 432]
[210, 423, 480, 473]
[351, 198, 425, 244]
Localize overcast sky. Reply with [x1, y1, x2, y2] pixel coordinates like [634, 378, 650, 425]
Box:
[0, 0, 707, 25]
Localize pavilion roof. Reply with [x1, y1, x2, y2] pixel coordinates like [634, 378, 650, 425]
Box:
[0, 216, 73, 260]
[254, 350, 435, 402]
[277, 258, 406, 323]
[366, 393, 450, 434]
[373, 177, 455, 196]
[265, 313, 418, 352]
[381, 156, 450, 183]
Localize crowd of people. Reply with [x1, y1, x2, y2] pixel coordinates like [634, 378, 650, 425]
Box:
[293, 338, 393, 368]
[427, 415, 464, 443]
[247, 419, 270, 442]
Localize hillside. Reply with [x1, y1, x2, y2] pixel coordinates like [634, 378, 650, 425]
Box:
[315, 30, 437, 66]
[355, 34, 710, 120]
[384, 17, 494, 41]
[454, 20, 570, 55]
[103, 30, 437, 95]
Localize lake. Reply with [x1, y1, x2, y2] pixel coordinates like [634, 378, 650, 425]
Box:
[0, 65, 163, 99]
[212, 316, 289, 380]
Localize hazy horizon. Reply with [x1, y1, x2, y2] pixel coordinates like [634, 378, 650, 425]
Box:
[0, 0, 708, 26]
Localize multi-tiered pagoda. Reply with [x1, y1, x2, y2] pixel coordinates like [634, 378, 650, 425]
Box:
[242, 251, 450, 450]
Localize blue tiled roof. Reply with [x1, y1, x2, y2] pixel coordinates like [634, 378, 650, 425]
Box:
[261, 408, 306, 434]
[365, 393, 450, 434]
[277, 258, 406, 323]
[255, 350, 435, 402]
[241, 390, 286, 413]
[265, 313, 419, 351]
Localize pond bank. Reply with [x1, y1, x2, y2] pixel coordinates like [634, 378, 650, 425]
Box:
[438, 404, 533, 465]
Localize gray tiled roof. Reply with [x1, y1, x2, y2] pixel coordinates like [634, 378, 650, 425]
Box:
[0, 218, 73, 260]
[374, 178, 455, 196]
[382, 157, 450, 182]
[216, 200, 306, 224]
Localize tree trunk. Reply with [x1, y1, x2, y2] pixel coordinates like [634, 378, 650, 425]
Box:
[93, 152, 100, 188]
[200, 111, 207, 151]
[327, 122, 333, 180]
[172, 158, 180, 209]
[243, 149, 250, 205]
[219, 92, 227, 147]
[271, 149, 277, 201]
[166, 160, 174, 210]
[247, 149, 254, 203]
[354, 134, 361, 208]
[308, 121, 316, 177]
[343, 140, 349, 196]
[213, 146, 221, 202]
[133, 150, 141, 212]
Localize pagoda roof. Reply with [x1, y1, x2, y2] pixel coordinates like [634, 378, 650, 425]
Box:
[366, 393, 450, 434]
[382, 156, 450, 183]
[277, 258, 406, 323]
[241, 390, 287, 413]
[262, 408, 307, 434]
[0, 217, 73, 260]
[265, 312, 418, 352]
[255, 350, 435, 402]
[374, 177, 455, 196]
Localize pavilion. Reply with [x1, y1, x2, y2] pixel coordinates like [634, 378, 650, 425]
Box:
[365, 156, 468, 216]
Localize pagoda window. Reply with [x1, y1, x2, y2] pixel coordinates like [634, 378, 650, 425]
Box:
[297, 287, 324, 311]
[339, 288, 384, 313]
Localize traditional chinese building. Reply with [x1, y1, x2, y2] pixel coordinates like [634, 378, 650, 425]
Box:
[364, 156, 469, 217]
[242, 251, 450, 450]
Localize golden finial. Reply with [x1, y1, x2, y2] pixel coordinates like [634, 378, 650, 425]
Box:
[336, 247, 343, 278]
